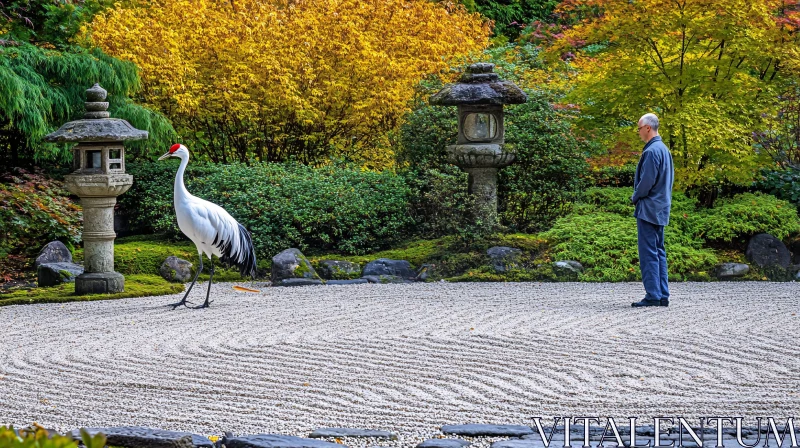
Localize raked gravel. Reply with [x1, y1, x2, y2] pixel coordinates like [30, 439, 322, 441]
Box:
[1, 281, 799, 447]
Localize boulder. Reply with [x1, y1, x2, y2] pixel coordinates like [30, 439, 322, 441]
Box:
[362, 275, 414, 284]
[715, 263, 750, 279]
[553, 260, 583, 277]
[317, 260, 361, 280]
[35, 241, 72, 269]
[790, 237, 800, 264]
[37, 262, 84, 287]
[273, 278, 324, 287]
[67, 427, 213, 448]
[746, 233, 791, 269]
[159, 256, 193, 283]
[362, 258, 417, 279]
[326, 279, 369, 285]
[486, 246, 522, 273]
[271, 248, 320, 283]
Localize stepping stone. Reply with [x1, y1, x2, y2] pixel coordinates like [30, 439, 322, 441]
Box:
[491, 440, 543, 448]
[67, 427, 213, 448]
[309, 428, 396, 439]
[417, 438, 472, 447]
[224, 434, 346, 448]
[441, 425, 535, 437]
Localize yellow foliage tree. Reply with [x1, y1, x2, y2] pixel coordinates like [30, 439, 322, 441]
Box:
[547, 0, 800, 197]
[89, 0, 490, 168]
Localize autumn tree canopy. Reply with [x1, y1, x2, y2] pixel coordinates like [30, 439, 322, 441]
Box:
[549, 0, 800, 193]
[89, 0, 490, 167]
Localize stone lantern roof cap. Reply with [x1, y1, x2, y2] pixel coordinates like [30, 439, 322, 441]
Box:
[429, 63, 527, 106]
[44, 83, 148, 143]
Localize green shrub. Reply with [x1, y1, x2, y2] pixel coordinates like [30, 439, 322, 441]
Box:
[541, 212, 718, 282]
[499, 90, 589, 232]
[402, 165, 490, 244]
[586, 164, 637, 187]
[0, 169, 81, 279]
[120, 161, 414, 257]
[689, 192, 800, 242]
[754, 167, 800, 206]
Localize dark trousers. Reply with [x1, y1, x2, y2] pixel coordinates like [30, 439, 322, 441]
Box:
[637, 218, 669, 301]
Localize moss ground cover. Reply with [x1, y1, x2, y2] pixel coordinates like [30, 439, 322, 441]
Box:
[0, 275, 183, 307]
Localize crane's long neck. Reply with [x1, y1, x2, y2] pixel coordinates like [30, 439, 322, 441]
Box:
[174, 154, 191, 201]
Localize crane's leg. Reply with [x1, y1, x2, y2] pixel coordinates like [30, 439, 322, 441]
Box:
[167, 254, 202, 309]
[193, 257, 214, 309]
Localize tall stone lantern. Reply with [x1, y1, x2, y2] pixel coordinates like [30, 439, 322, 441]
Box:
[430, 63, 527, 227]
[44, 84, 148, 294]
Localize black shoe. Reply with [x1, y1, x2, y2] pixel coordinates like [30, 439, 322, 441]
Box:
[631, 298, 669, 307]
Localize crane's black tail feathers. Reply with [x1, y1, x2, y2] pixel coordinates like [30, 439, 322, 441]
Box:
[217, 223, 257, 279]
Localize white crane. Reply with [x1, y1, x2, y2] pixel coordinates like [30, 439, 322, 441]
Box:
[158, 143, 257, 309]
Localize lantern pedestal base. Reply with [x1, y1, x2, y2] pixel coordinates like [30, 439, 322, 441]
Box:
[75, 272, 124, 295]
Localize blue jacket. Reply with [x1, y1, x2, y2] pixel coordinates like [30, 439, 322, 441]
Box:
[631, 136, 674, 226]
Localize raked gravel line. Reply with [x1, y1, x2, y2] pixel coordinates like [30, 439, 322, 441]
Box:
[1, 281, 799, 447]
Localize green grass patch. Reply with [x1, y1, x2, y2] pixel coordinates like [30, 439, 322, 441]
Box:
[75, 235, 252, 281]
[0, 274, 184, 307]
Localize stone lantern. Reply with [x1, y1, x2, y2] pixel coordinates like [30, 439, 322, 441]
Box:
[44, 84, 148, 294]
[430, 63, 527, 227]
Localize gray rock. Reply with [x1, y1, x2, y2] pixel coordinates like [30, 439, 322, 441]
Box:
[715, 262, 750, 279]
[746, 233, 791, 269]
[67, 427, 213, 448]
[317, 260, 362, 280]
[273, 278, 324, 287]
[362, 275, 414, 284]
[271, 248, 320, 283]
[35, 241, 73, 269]
[417, 439, 471, 448]
[159, 256, 193, 282]
[487, 246, 522, 273]
[553, 260, 583, 277]
[362, 259, 417, 279]
[223, 434, 346, 448]
[326, 279, 369, 285]
[441, 424, 535, 437]
[37, 262, 84, 287]
[309, 428, 395, 439]
[788, 237, 800, 264]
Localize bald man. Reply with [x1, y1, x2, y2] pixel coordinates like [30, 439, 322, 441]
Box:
[631, 113, 674, 307]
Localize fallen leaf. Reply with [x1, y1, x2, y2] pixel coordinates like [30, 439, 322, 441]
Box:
[233, 285, 260, 293]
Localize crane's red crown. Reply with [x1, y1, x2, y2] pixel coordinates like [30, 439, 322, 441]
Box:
[169, 143, 182, 153]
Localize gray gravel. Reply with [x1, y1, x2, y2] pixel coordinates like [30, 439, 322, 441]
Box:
[1, 281, 799, 448]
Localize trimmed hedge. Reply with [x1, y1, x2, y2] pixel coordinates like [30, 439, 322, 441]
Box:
[120, 161, 415, 257]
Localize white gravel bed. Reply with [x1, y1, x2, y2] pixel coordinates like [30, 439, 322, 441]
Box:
[1, 281, 799, 447]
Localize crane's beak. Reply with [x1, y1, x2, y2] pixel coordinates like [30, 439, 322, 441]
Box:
[158, 152, 171, 161]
